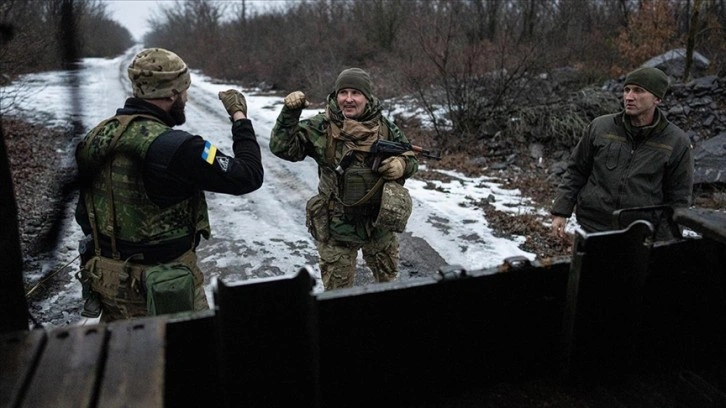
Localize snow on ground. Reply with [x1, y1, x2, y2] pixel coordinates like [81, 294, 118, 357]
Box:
[2, 46, 540, 326]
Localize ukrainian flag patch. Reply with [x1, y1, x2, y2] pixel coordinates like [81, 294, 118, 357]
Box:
[202, 140, 217, 165]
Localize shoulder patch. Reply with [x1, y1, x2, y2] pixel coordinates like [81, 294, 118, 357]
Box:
[202, 140, 217, 164]
[217, 156, 230, 172]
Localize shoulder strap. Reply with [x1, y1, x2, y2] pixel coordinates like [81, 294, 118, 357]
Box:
[85, 114, 162, 259]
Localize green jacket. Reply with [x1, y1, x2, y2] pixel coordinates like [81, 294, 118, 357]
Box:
[270, 93, 418, 243]
[552, 108, 694, 235]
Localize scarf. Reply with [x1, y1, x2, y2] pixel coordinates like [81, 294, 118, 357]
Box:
[325, 92, 382, 156]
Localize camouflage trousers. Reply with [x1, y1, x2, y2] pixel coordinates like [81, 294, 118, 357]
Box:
[316, 235, 399, 290]
[85, 250, 209, 322]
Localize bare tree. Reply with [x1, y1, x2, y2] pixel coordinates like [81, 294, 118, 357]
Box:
[684, 0, 703, 81]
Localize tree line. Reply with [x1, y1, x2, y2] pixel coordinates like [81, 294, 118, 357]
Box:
[0, 0, 133, 78]
[1, 0, 724, 150]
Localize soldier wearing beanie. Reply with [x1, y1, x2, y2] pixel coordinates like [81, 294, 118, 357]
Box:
[335, 68, 373, 101]
[551, 65, 693, 242]
[624, 67, 669, 99]
[270, 68, 419, 290]
[74, 47, 263, 321]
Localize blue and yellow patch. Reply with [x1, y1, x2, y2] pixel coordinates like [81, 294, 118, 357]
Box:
[201, 140, 217, 165]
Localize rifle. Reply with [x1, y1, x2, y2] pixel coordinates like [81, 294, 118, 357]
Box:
[335, 140, 441, 174]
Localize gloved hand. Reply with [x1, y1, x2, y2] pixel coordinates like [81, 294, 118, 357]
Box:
[284, 91, 309, 110]
[218, 89, 247, 117]
[378, 156, 406, 180]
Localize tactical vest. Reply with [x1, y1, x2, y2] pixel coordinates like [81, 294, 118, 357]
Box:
[77, 114, 210, 257]
[326, 121, 390, 216]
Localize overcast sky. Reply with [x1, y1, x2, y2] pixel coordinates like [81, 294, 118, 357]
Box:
[101, 0, 163, 41]
[102, 0, 297, 41]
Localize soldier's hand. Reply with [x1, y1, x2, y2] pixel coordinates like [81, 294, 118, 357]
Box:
[218, 89, 247, 117]
[378, 156, 405, 180]
[551, 215, 567, 238]
[284, 91, 309, 110]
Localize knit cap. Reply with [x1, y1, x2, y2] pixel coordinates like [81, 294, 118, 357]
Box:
[624, 67, 669, 99]
[127, 48, 191, 99]
[335, 68, 372, 100]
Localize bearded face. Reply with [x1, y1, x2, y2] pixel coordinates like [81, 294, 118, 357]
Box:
[169, 96, 186, 125]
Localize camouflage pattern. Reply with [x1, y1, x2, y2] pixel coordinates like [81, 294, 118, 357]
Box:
[271, 92, 417, 290]
[127, 48, 191, 99]
[316, 235, 399, 289]
[374, 181, 412, 233]
[270, 93, 417, 244]
[77, 114, 211, 321]
[76, 115, 211, 244]
[87, 250, 209, 322]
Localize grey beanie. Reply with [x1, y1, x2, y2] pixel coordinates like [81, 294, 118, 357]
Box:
[624, 67, 669, 99]
[127, 48, 191, 99]
[335, 68, 372, 100]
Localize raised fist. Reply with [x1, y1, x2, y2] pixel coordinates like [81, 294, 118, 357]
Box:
[284, 91, 309, 110]
[218, 89, 247, 116]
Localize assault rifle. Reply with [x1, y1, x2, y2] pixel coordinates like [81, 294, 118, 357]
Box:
[335, 140, 442, 174]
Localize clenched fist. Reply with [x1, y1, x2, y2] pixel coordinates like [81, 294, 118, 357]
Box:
[284, 91, 309, 110]
[378, 156, 406, 180]
[218, 89, 247, 117]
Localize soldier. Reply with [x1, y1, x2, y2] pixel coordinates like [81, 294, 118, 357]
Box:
[74, 48, 263, 321]
[551, 67, 694, 241]
[270, 67, 418, 290]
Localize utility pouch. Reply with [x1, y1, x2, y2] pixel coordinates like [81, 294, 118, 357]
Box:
[143, 262, 195, 316]
[373, 181, 413, 233]
[341, 166, 383, 215]
[306, 194, 330, 242]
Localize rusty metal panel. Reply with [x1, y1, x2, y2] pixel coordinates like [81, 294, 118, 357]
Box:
[0, 329, 46, 408]
[20, 325, 106, 408]
[97, 318, 166, 408]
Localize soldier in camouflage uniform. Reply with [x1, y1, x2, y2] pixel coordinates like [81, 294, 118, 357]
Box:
[270, 68, 418, 290]
[74, 48, 263, 321]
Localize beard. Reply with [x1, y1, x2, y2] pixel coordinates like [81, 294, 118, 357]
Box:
[169, 97, 186, 125]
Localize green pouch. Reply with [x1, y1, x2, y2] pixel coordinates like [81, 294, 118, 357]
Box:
[143, 262, 195, 316]
[341, 166, 383, 206]
[306, 194, 330, 242]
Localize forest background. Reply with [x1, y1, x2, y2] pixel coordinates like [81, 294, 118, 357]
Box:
[1, 0, 724, 155]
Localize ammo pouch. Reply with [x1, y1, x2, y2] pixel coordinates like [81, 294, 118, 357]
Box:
[306, 194, 330, 242]
[143, 262, 195, 316]
[373, 181, 413, 233]
[341, 166, 383, 216]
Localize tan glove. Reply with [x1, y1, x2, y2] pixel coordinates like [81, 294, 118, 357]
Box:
[284, 91, 309, 110]
[378, 156, 406, 180]
[218, 89, 247, 117]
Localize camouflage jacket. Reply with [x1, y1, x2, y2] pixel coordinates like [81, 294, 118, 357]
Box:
[75, 98, 263, 261]
[269, 93, 418, 243]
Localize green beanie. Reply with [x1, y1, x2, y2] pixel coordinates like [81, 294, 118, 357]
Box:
[335, 68, 372, 101]
[624, 67, 669, 99]
[128, 48, 191, 99]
